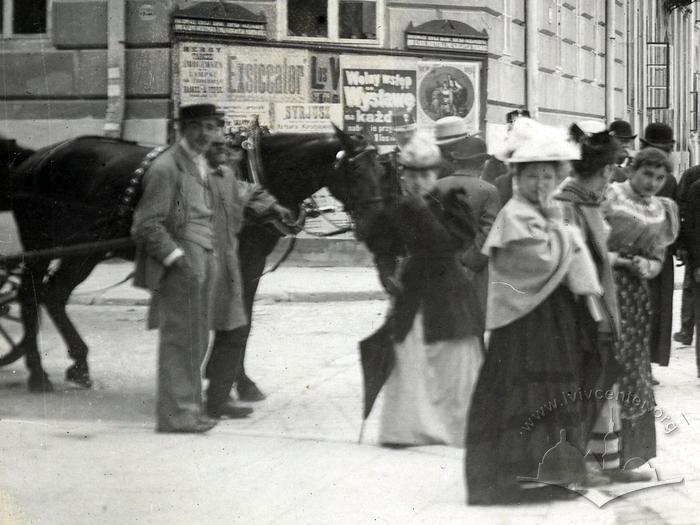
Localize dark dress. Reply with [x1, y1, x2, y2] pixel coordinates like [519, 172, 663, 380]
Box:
[465, 194, 587, 504]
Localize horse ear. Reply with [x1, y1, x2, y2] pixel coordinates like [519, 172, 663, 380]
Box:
[332, 123, 355, 152]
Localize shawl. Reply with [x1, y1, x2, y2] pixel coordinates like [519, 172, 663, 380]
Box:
[555, 179, 621, 338]
[482, 192, 576, 330]
[602, 181, 679, 262]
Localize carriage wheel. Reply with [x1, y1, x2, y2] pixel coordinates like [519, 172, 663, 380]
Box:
[0, 266, 24, 366]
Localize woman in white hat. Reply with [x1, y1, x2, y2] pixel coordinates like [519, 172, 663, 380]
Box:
[366, 134, 484, 448]
[465, 118, 599, 504]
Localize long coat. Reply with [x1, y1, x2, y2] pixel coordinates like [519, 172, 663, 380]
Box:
[436, 171, 501, 322]
[209, 164, 277, 331]
[366, 186, 483, 344]
[132, 143, 197, 293]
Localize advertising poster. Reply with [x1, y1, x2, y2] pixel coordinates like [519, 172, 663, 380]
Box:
[178, 44, 227, 103]
[342, 69, 416, 146]
[227, 47, 309, 103]
[273, 103, 342, 132]
[219, 101, 271, 132]
[309, 53, 341, 103]
[416, 61, 480, 133]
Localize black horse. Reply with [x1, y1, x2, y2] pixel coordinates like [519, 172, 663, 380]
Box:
[0, 128, 384, 392]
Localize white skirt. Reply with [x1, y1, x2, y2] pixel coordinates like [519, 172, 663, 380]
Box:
[378, 311, 484, 447]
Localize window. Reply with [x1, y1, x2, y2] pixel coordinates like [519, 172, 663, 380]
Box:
[288, 0, 328, 37]
[1, 0, 48, 37]
[646, 42, 669, 109]
[339, 1, 376, 39]
[279, 0, 383, 43]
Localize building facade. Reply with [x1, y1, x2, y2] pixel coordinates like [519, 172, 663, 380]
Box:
[0, 0, 698, 168]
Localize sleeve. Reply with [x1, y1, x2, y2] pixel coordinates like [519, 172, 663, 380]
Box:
[399, 190, 475, 251]
[238, 180, 279, 223]
[477, 184, 502, 251]
[649, 197, 679, 263]
[130, 160, 181, 264]
[364, 206, 403, 281]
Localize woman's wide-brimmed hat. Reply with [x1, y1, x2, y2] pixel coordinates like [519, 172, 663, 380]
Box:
[497, 117, 580, 163]
[178, 103, 225, 124]
[399, 135, 443, 170]
[434, 116, 470, 145]
[640, 122, 675, 152]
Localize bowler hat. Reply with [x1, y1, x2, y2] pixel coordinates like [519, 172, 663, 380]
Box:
[434, 116, 470, 145]
[506, 109, 531, 124]
[609, 120, 636, 140]
[392, 111, 417, 132]
[450, 135, 489, 164]
[640, 123, 675, 152]
[179, 103, 225, 124]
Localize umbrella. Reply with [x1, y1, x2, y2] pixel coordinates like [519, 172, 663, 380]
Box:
[358, 321, 395, 442]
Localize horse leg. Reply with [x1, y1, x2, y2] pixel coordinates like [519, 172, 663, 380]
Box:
[17, 261, 53, 392]
[43, 255, 102, 388]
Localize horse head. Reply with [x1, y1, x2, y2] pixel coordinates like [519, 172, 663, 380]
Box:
[0, 136, 35, 211]
[326, 125, 384, 241]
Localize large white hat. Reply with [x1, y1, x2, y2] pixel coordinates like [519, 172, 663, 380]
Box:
[434, 116, 470, 145]
[496, 117, 580, 163]
[399, 135, 443, 169]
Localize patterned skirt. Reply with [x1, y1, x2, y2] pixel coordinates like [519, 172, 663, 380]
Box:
[613, 268, 657, 463]
[613, 268, 656, 420]
[465, 286, 586, 504]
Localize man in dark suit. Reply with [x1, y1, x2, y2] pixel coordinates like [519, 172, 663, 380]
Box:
[683, 176, 700, 377]
[673, 162, 700, 346]
[436, 135, 501, 324]
[132, 103, 224, 433]
[204, 136, 294, 415]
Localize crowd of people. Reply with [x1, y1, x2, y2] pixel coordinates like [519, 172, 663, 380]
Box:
[369, 109, 692, 505]
[129, 101, 694, 506]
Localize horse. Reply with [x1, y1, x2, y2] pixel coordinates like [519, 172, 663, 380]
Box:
[0, 127, 384, 392]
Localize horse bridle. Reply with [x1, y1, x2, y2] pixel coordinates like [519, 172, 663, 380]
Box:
[332, 144, 384, 214]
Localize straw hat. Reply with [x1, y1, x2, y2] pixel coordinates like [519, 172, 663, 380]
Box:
[434, 116, 470, 145]
[496, 117, 580, 163]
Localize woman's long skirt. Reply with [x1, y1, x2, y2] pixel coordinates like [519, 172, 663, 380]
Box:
[378, 311, 484, 447]
[465, 286, 585, 504]
[613, 268, 657, 464]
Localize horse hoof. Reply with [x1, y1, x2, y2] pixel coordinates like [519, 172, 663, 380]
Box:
[28, 374, 54, 393]
[66, 365, 92, 389]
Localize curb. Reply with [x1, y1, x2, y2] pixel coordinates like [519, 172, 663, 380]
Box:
[68, 290, 388, 307]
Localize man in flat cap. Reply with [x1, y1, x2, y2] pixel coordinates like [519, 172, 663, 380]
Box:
[132, 103, 226, 433]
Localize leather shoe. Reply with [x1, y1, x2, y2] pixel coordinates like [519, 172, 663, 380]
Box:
[237, 381, 267, 402]
[207, 401, 253, 419]
[156, 418, 218, 434]
[673, 331, 693, 346]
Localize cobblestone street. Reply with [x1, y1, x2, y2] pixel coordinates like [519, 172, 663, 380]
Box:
[0, 269, 699, 524]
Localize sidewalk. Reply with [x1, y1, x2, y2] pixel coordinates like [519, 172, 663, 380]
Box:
[72, 259, 688, 306]
[70, 261, 386, 306]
